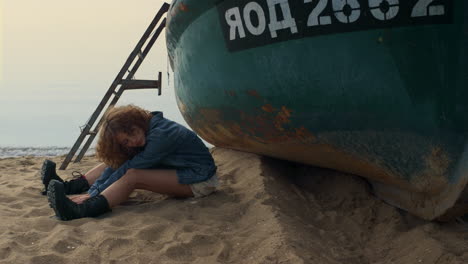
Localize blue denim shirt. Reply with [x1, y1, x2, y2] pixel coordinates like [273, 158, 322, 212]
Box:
[88, 112, 217, 197]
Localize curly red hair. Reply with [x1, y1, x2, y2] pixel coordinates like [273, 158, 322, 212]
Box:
[96, 105, 152, 169]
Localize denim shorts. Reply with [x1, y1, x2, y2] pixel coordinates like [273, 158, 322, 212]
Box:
[189, 174, 219, 198]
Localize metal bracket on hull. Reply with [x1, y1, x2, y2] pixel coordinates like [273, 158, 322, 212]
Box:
[59, 3, 170, 170]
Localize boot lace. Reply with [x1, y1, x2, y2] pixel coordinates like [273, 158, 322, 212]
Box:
[72, 171, 85, 179]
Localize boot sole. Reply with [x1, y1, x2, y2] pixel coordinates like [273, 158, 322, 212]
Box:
[47, 180, 69, 221]
[41, 160, 56, 184]
[41, 160, 64, 195]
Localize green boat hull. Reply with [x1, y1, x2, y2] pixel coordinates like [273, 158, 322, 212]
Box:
[166, 0, 468, 220]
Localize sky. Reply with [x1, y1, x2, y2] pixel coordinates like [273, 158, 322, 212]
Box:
[0, 0, 186, 147]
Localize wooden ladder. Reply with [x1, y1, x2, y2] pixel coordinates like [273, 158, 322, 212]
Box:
[60, 3, 170, 170]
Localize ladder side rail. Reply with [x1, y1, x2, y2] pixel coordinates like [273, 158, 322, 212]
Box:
[122, 19, 167, 82]
[74, 89, 126, 163]
[141, 19, 167, 63]
[60, 131, 92, 170]
[121, 4, 169, 81]
[74, 134, 98, 163]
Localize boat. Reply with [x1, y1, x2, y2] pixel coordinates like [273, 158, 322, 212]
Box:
[165, 0, 468, 220]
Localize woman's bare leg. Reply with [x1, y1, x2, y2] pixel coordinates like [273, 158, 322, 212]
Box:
[83, 163, 107, 185]
[101, 169, 193, 207]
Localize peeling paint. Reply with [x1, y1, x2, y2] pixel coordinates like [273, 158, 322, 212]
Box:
[178, 101, 467, 220]
[175, 96, 187, 114]
[179, 3, 189, 12]
[261, 104, 275, 113]
[246, 89, 261, 98]
[274, 106, 293, 131]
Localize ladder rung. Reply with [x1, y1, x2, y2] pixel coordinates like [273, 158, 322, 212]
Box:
[137, 50, 144, 60]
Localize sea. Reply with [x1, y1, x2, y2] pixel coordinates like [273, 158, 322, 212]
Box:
[0, 146, 95, 158]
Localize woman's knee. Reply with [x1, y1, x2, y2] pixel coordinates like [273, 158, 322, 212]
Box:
[121, 168, 140, 186]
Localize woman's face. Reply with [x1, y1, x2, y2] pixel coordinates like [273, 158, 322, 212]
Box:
[115, 126, 146, 148]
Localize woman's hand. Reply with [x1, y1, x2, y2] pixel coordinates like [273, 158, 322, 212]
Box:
[69, 194, 91, 204]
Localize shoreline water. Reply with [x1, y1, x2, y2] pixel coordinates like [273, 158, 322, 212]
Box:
[0, 146, 95, 158]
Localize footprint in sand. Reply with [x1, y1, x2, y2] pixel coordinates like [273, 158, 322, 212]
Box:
[0, 194, 16, 204]
[98, 238, 134, 259]
[31, 218, 57, 233]
[165, 243, 193, 262]
[21, 192, 41, 199]
[15, 231, 41, 246]
[19, 159, 35, 166]
[182, 224, 195, 233]
[220, 170, 239, 185]
[29, 254, 66, 263]
[104, 229, 135, 237]
[22, 207, 51, 218]
[52, 238, 83, 254]
[0, 246, 12, 260]
[108, 219, 132, 228]
[25, 198, 46, 208]
[217, 242, 234, 263]
[7, 202, 24, 210]
[165, 234, 224, 261]
[196, 191, 241, 208]
[136, 225, 168, 241]
[6, 184, 21, 189]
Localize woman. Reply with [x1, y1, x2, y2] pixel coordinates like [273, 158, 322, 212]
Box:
[44, 105, 218, 221]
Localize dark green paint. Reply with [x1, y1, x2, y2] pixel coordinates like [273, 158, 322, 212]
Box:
[166, 0, 468, 219]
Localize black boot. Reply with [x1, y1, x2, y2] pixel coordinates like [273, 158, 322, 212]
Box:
[41, 160, 90, 195]
[47, 180, 111, 221]
[41, 160, 63, 194]
[63, 177, 90, 195]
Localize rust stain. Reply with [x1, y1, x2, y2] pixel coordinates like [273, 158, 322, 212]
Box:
[175, 96, 187, 114]
[274, 106, 293, 131]
[246, 90, 261, 99]
[179, 3, 189, 11]
[261, 104, 275, 113]
[194, 103, 314, 145]
[190, 107, 396, 183]
[198, 108, 222, 121]
[295, 126, 315, 141]
[230, 123, 242, 135]
[192, 110, 398, 190]
[182, 103, 464, 220]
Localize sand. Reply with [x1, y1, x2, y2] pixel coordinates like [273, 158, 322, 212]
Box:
[1, 147, 468, 264]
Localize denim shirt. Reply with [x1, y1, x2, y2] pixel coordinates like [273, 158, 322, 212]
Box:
[88, 112, 217, 197]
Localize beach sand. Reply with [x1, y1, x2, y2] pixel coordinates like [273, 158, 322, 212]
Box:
[1, 147, 468, 264]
